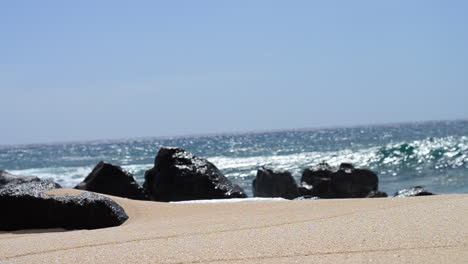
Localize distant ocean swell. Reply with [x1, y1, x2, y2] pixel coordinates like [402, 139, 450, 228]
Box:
[7, 134, 468, 197]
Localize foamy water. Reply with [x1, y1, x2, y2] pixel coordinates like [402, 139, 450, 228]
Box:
[2, 120, 468, 196]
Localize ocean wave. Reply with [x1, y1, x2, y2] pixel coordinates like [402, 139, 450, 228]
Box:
[7, 164, 155, 188]
[208, 135, 468, 180]
[376, 136, 468, 169]
[8, 166, 94, 188]
[121, 164, 153, 182]
[4, 135, 467, 195]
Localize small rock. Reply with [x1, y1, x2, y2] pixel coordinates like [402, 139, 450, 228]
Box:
[75, 161, 148, 200]
[366, 190, 388, 198]
[394, 186, 434, 197]
[252, 167, 299, 199]
[1, 170, 61, 191]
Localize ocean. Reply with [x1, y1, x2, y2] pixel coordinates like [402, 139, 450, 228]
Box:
[1, 120, 467, 197]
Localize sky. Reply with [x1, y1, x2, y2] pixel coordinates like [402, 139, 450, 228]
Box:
[1, 0, 467, 145]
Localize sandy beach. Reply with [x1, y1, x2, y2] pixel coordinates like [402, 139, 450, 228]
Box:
[1, 189, 467, 263]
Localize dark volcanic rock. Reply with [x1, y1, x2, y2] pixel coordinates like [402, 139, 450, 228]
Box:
[300, 163, 379, 198]
[300, 163, 334, 198]
[252, 168, 299, 199]
[394, 186, 434, 197]
[1, 170, 61, 190]
[0, 181, 128, 231]
[144, 147, 247, 202]
[331, 163, 379, 198]
[75, 161, 147, 200]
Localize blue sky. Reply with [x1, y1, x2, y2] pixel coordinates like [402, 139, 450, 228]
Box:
[1, 0, 467, 145]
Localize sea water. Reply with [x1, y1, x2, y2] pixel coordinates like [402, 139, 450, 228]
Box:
[1, 120, 467, 197]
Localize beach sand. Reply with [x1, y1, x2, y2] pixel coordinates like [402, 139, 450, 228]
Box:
[0, 189, 467, 263]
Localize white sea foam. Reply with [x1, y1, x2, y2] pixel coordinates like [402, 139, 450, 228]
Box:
[8, 166, 94, 188]
[171, 197, 287, 204]
[5, 136, 467, 195]
[121, 164, 153, 174]
[207, 135, 468, 182]
[206, 147, 382, 180]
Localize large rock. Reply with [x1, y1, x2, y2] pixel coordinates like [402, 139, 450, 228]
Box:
[75, 161, 148, 200]
[1, 169, 61, 190]
[0, 181, 128, 231]
[143, 147, 247, 202]
[300, 163, 379, 198]
[252, 168, 299, 199]
[394, 186, 434, 197]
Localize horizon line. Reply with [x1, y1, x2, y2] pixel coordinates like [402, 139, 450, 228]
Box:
[1, 118, 467, 148]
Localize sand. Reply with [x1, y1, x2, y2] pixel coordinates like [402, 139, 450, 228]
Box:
[0, 189, 467, 264]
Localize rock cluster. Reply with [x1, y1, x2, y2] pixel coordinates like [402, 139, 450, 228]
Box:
[74, 147, 247, 202]
[1, 147, 437, 232]
[70, 148, 435, 201]
[300, 162, 380, 198]
[0, 148, 438, 230]
[252, 162, 388, 200]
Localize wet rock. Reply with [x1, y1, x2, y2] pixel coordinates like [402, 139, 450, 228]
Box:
[252, 168, 299, 199]
[0, 181, 128, 231]
[143, 147, 247, 202]
[75, 161, 148, 200]
[300, 162, 379, 198]
[394, 186, 434, 197]
[1, 170, 61, 191]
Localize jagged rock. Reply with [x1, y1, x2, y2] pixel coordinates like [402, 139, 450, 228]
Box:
[394, 186, 434, 197]
[0, 181, 128, 231]
[143, 147, 247, 202]
[75, 161, 148, 200]
[300, 163, 379, 198]
[252, 168, 299, 199]
[1, 170, 61, 191]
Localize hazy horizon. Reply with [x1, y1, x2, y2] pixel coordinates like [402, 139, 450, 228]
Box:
[1, 1, 467, 145]
[1, 118, 466, 147]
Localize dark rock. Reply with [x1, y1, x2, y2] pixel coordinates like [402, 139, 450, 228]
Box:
[252, 168, 299, 199]
[143, 147, 247, 202]
[366, 190, 388, 198]
[394, 186, 435, 197]
[331, 163, 379, 198]
[1, 170, 61, 191]
[0, 181, 128, 231]
[75, 161, 148, 200]
[300, 162, 334, 198]
[1, 169, 38, 188]
[300, 162, 379, 198]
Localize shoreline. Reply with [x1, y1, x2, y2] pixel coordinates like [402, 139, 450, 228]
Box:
[1, 189, 467, 263]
